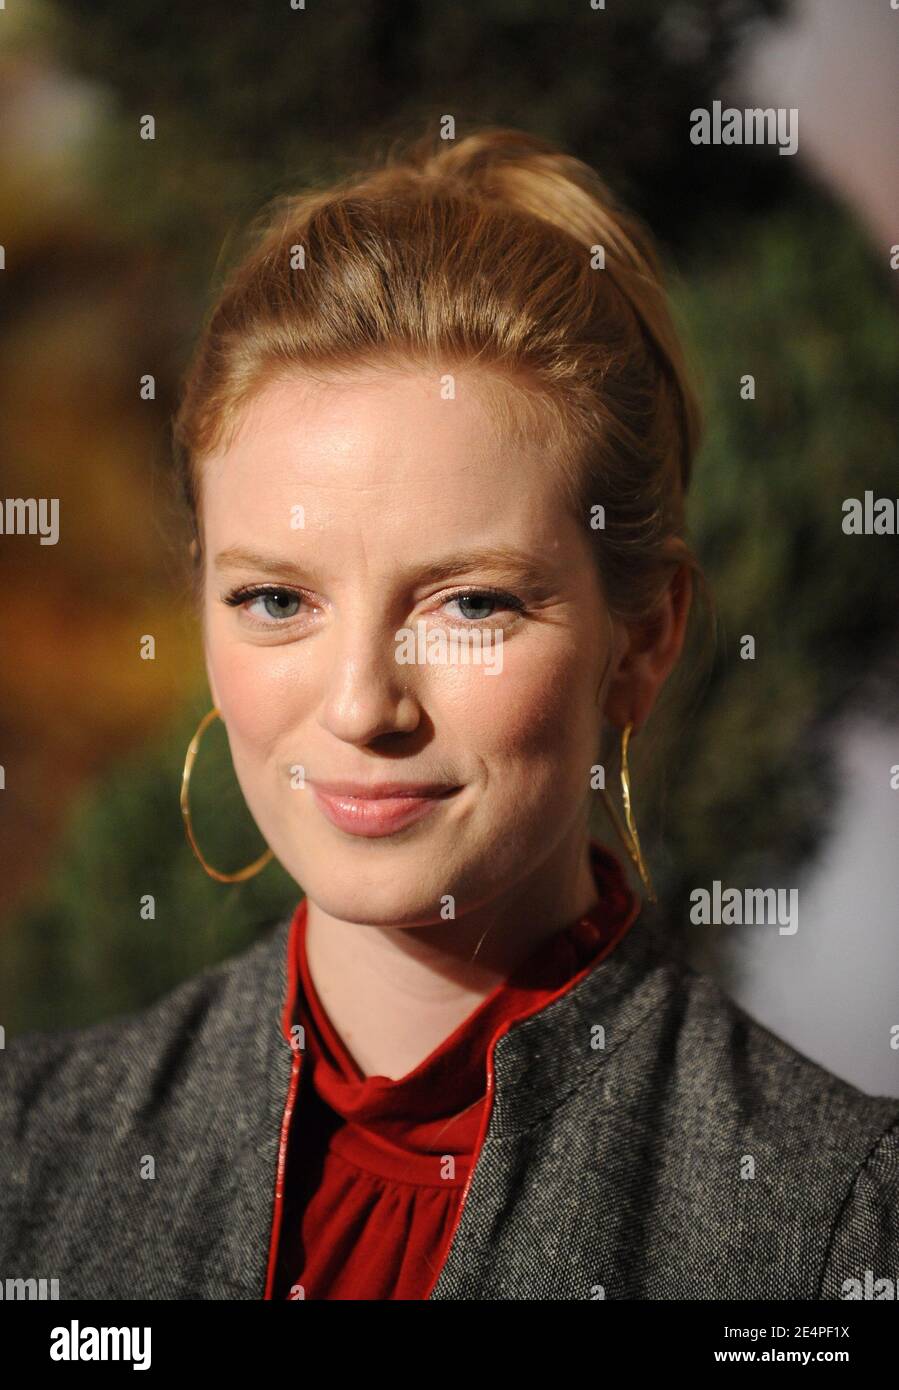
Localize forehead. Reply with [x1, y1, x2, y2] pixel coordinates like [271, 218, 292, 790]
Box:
[200, 367, 577, 551]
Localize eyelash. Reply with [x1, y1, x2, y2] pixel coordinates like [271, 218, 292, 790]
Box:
[221, 583, 526, 630]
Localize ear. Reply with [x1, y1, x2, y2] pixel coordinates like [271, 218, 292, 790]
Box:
[603, 564, 692, 732]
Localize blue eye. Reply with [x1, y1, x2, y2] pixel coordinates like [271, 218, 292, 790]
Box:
[254, 591, 301, 621]
[223, 585, 303, 624]
[443, 588, 525, 622]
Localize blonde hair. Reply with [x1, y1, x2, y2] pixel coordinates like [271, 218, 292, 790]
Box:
[173, 125, 705, 629]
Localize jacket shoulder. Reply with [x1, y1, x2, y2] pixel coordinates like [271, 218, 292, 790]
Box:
[640, 950, 899, 1294]
[0, 913, 294, 1297]
[0, 915, 290, 1146]
[664, 953, 899, 1129]
[576, 901, 898, 1130]
[513, 940, 899, 1299]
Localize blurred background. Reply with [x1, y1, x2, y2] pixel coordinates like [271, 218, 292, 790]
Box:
[1, 0, 897, 1093]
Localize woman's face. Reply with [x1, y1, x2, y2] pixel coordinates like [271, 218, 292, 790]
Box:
[200, 366, 618, 925]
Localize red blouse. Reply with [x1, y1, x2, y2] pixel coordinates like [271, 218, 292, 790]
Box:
[269, 839, 640, 1300]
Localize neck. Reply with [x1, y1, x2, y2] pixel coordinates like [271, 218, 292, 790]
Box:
[303, 822, 601, 1080]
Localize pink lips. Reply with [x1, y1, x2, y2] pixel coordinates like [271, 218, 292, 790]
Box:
[310, 780, 461, 838]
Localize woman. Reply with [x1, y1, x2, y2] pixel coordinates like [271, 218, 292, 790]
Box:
[2, 127, 897, 1301]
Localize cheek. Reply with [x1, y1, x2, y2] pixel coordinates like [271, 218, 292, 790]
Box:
[205, 628, 308, 751]
[438, 634, 597, 765]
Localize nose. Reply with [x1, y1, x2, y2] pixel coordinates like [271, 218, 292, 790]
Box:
[317, 615, 422, 745]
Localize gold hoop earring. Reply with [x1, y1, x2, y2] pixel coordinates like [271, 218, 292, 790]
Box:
[599, 721, 657, 904]
[180, 706, 274, 883]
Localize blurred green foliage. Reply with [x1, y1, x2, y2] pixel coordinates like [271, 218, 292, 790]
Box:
[31, 0, 789, 257]
[1, 701, 299, 1035]
[639, 191, 899, 953]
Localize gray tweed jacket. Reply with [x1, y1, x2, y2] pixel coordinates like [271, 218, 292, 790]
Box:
[1, 897, 897, 1300]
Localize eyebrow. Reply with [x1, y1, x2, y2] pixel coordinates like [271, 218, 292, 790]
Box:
[213, 543, 553, 588]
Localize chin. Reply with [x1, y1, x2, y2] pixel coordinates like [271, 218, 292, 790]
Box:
[296, 823, 472, 921]
[306, 880, 451, 929]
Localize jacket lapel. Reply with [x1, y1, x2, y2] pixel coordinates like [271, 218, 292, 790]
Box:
[428, 899, 669, 1297]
